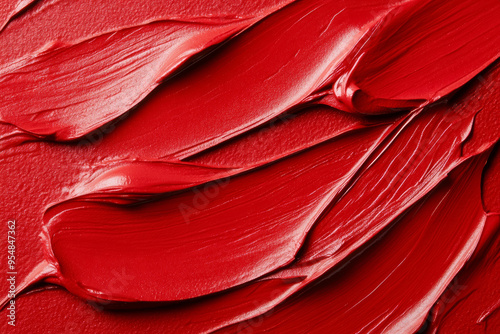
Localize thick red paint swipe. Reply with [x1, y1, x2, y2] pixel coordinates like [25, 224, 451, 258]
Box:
[0, 18, 259, 140]
[3, 0, 406, 151]
[220, 153, 489, 334]
[422, 146, 500, 334]
[1, 0, 499, 333]
[322, 0, 500, 114]
[0, 0, 295, 140]
[43, 125, 394, 302]
[423, 213, 500, 334]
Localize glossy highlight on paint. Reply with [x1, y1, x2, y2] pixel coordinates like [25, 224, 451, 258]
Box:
[0, 0, 499, 333]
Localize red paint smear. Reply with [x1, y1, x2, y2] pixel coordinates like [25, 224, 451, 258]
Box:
[326, 0, 500, 114]
[0, 0, 499, 333]
[421, 145, 500, 334]
[423, 213, 500, 334]
[0, 0, 294, 140]
[219, 153, 489, 334]
[2, 0, 402, 152]
[43, 125, 393, 302]
[0, 19, 258, 140]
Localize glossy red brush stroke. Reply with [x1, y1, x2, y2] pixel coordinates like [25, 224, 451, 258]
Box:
[0, 0, 296, 140]
[0, 105, 380, 333]
[1, 0, 404, 150]
[41, 125, 393, 302]
[421, 145, 500, 334]
[0, 19, 259, 140]
[321, 0, 500, 114]
[219, 152, 489, 334]
[67, 161, 241, 204]
[422, 213, 500, 334]
[0, 0, 499, 333]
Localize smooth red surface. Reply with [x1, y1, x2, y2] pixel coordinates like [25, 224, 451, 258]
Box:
[0, 0, 499, 333]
